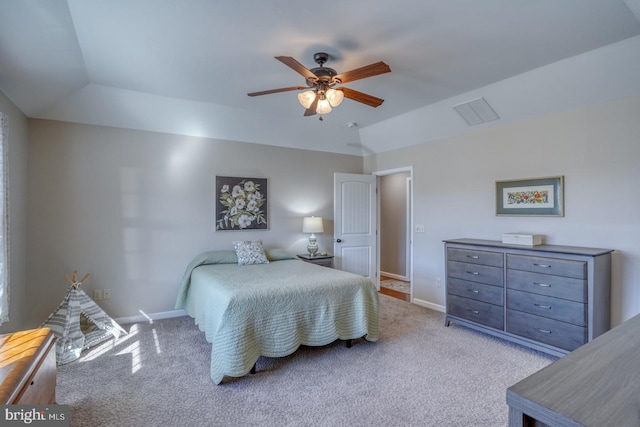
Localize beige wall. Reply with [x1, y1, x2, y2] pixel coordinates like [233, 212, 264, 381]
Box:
[380, 172, 410, 278]
[9, 92, 640, 330]
[365, 95, 640, 326]
[0, 92, 29, 333]
[26, 120, 363, 325]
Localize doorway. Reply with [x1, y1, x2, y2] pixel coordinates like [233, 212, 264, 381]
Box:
[376, 167, 413, 302]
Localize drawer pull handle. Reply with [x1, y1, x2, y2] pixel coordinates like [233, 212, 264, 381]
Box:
[534, 263, 551, 268]
[467, 289, 479, 293]
[535, 328, 552, 334]
[466, 271, 480, 275]
[30, 381, 35, 386]
[534, 304, 552, 309]
[467, 255, 480, 259]
[533, 282, 551, 287]
[468, 309, 480, 314]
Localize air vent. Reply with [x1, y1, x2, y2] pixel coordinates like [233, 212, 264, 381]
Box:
[453, 97, 499, 126]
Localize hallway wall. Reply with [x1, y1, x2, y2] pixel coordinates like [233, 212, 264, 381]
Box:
[379, 172, 410, 279]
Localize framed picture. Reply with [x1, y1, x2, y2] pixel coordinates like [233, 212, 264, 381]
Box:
[215, 176, 268, 230]
[496, 176, 564, 216]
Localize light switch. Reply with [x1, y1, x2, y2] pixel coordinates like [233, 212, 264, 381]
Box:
[415, 224, 425, 233]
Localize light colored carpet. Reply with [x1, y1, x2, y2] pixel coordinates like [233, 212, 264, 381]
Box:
[57, 294, 554, 427]
[380, 279, 410, 294]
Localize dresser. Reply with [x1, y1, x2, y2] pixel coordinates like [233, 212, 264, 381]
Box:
[444, 238, 612, 357]
[0, 328, 57, 404]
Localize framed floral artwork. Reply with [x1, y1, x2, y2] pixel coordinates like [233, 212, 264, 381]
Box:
[215, 176, 268, 230]
[496, 176, 564, 216]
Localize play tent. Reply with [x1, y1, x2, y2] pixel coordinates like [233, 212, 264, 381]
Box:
[41, 271, 127, 365]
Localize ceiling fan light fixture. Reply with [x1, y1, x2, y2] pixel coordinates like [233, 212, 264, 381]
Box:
[249, 53, 390, 117]
[326, 88, 344, 107]
[297, 90, 316, 109]
[316, 98, 332, 114]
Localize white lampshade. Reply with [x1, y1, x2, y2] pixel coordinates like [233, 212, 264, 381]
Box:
[326, 88, 344, 107]
[302, 216, 324, 234]
[316, 98, 332, 115]
[297, 90, 316, 109]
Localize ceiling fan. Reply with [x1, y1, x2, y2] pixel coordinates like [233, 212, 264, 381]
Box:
[247, 52, 391, 117]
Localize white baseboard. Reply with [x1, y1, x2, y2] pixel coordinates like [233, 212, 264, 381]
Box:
[411, 298, 445, 313]
[380, 271, 409, 282]
[115, 309, 187, 325]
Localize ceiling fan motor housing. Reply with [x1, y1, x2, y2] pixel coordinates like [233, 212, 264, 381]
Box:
[307, 52, 339, 87]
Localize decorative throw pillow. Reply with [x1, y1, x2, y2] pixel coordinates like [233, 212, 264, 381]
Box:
[233, 240, 269, 265]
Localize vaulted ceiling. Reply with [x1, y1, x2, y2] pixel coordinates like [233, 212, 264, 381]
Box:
[1, 1, 640, 155]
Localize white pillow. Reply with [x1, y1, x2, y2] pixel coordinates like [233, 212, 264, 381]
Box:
[233, 240, 269, 265]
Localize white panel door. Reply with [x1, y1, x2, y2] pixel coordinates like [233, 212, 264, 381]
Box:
[334, 173, 377, 282]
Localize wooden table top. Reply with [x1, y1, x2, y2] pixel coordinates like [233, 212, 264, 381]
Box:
[507, 314, 640, 426]
[0, 328, 55, 404]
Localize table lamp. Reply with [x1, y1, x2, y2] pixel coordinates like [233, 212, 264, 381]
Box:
[302, 216, 324, 257]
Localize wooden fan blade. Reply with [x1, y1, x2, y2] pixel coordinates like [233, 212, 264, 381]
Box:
[304, 96, 318, 116]
[248, 86, 307, 97]
[275, 56, 317, 80]
[339, 87, 384, 107]
[334, 61, 391, 84]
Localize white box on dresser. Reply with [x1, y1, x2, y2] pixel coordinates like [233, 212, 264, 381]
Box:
[502, 233, 543, 246]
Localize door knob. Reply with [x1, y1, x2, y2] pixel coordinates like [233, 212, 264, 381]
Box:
[336, 239, 342, 243]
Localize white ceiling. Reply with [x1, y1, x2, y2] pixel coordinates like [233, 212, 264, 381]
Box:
[1, 0, 640, 155]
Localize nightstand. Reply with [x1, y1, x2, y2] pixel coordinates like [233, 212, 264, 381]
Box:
[297, 254, 334, 268]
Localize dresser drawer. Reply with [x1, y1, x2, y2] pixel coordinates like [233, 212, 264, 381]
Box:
[507, 310, 586, 351]
[507, 254, 586, 279]
[447, 261, 503, 286]
[447, 248, 503, 268]
[448, 277, 503, 306]
[447, 294, 504, 330]
[507, 289, 586, 326]
[507, 269, 586, 302]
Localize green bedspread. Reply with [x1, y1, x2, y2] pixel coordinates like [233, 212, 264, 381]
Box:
[175, 250, 379, 384]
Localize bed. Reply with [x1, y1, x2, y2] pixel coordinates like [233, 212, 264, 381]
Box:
[175, 248, 379, 384]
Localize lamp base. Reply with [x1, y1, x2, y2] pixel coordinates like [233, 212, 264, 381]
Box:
[307, 234, 319, 257]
